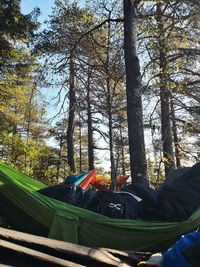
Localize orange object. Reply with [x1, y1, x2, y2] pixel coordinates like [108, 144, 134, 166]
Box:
[90, 175, 111, 190]
[90, 174, 129, 190]
[116, 175, 129, 186]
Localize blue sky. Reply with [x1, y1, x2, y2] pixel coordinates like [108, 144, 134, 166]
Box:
[21, 0, 55, 24]
[21, 1, 60, 121]
[21, 0, 85, 23]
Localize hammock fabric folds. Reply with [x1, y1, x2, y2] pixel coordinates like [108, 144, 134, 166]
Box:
[0, 162, 200, 252]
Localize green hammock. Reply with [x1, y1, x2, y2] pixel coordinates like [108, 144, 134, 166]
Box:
[0, 162, 199, 252]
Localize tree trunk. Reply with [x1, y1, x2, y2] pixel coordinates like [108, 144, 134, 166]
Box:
[120, 123, 126, 176]
[170, 99, 181, 168]
[11, 98, 18, 165]
[87, 67, 94, 170]
[156, 3, 175, 177]
[106, 18, 116, 190]
[123, 0, 148, 184]
[25, 86, 35, 172]
[66, 54, 76, 173]
[57, 135, 63, 181]
[78, 107, 82, 173]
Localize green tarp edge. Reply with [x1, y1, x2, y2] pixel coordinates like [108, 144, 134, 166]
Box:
[0, 161, 200, 251]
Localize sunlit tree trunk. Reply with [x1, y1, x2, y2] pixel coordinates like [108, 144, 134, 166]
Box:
[119, 123, 126, 176]
[170, 99, 181, 168]
[106, 18, 116, 190]
[66, 54, 76, 173]
[156, 2, 175, 177]
[87, 66, 94, 170]
[25, 86, 35, 171]
[123, 0, 148, 184]
[78, 107, 82, 173]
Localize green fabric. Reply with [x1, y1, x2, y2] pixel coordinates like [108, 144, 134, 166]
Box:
[0, 162, 200, 251]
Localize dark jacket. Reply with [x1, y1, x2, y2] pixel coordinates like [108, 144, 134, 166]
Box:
[183, 237, 200, 267]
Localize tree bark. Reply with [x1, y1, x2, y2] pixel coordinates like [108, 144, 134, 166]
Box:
[120, 123, 126, 176]
[87, 67, 94, 170]
[170, 99, 181, 168]
[66, 54, 76, 173]
[123, 0, 148, 184]
[57, 133, 65, 181]
[78, 107, 82, 173]
[25, 86, 35, 171]
[106, 18, 116, 190]
[156, 3, 175, 177]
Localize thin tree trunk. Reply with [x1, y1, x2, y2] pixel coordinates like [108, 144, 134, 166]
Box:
[11, 126, 18, 165]
[78, 107, 82, 173]
[160, 88, 174, 176]
[120, 123, 126, 176]
[66, 54, 76, 173]
[156, 3, 175, 177]
[87, 67, 94, 170]
[57, 136, 63, 181]
[123, 0, 148, 184]
[170, 99, 181, 168]
[11, 94, 18, 165]
[25, 86, 35, 171]
[106, 18, 116, 190]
